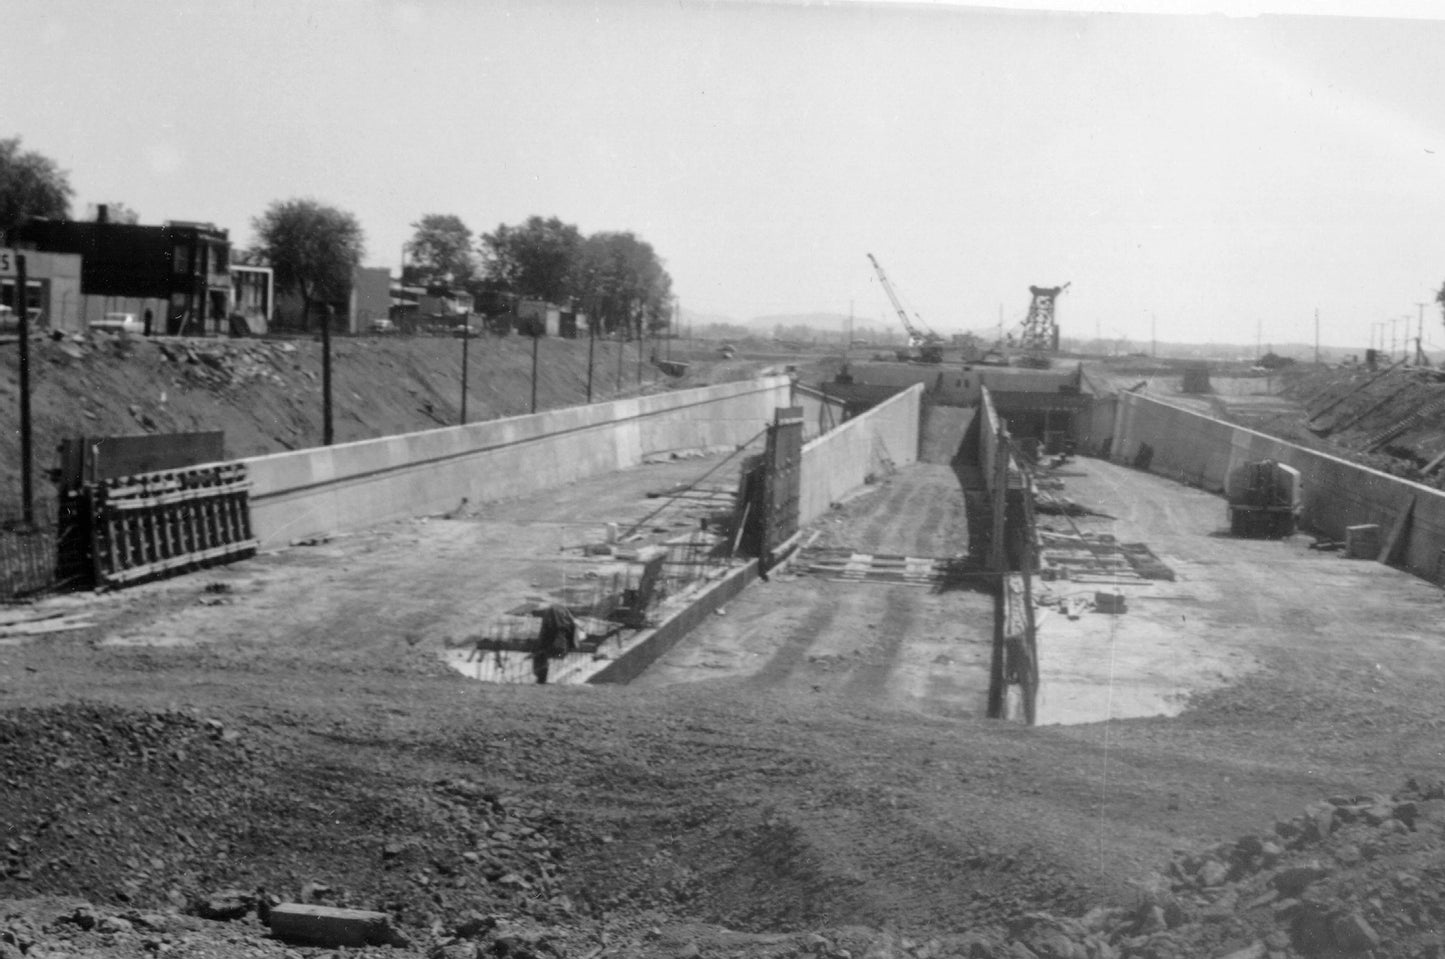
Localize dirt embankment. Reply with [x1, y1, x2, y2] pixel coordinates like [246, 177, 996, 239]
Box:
[0, 332, 766, 516]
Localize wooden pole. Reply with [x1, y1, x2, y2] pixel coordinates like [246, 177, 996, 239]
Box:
[18, 255, 34, 527]
[322, 304, 334, 445]
[586, 314, 596, 402]
[530, 330, 539, 414]
[460, 319, 470, 425]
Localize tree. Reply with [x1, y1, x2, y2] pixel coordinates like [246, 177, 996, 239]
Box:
[480, 216, 583, 305]
[252, 199, 365, 331]
[405, 214, 474, 288]
[571, 231, 673, 339]
[0, 136, 73, 242]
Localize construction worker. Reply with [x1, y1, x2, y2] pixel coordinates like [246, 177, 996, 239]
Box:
[531, 605, 578, 684]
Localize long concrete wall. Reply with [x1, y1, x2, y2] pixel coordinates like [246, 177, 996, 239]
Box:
[1111, 392, 1445, 584]
[794, 382, 849, 440]
[841, 361, 1081, 407]
[798, 384, 922, 525]
[243, 376, 792, 549]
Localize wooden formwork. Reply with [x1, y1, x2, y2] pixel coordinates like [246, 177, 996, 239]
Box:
[87, 462, 258, 587]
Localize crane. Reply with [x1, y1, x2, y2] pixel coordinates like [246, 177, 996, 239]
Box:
[866, 253, 944, 363]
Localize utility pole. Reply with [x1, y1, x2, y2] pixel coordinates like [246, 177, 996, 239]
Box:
[1417, 301, 1428, 365]
[459, 316, 470, 425]
[1314, 308, 1320, 366]
[1150, 312, 1156, 358]
[17, 255, 34, 527]
[530, 327, 540, 414]
[586, 311, 596, 402]
[322, 304, 335, 446]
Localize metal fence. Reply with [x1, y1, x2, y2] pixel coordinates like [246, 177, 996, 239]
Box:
[0, 496, 59, 601]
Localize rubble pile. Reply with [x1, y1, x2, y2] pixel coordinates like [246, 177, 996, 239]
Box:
[154, 340, 300, 391]
[976, 779, 1445, 959]
[5, 697, 1444, 959]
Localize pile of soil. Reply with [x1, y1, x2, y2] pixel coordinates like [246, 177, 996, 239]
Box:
[4, 681, 1444, 958]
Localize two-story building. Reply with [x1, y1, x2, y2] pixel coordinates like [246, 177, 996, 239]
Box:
[13, 211, 231, 335]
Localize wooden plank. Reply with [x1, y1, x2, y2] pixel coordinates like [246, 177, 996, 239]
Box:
[100, 539, 259, 584]
[101, 481, 251, 510]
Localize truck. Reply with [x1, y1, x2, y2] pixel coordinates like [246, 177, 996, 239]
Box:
[1225, 459, 1302, 538]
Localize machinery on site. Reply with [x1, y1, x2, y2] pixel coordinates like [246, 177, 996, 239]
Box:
[1013, 282, 1070, 366]
[1225, 459, 1302, 538]
[867, 253, 946, 364]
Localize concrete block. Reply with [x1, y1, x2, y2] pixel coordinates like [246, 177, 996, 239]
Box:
[267, 902, 403, 947]
[1345, 524, 1380, 559]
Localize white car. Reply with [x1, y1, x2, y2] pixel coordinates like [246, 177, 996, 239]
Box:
[0, 305, 42, 332]
[90, 312, 143, 334]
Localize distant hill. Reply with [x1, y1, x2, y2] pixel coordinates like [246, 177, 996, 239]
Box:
[748, 312, 853, 330]
[677, 307, 740, 330]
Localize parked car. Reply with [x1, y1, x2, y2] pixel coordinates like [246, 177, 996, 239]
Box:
[90, 312, 142, 334]
[0, 305, 43, 333]
[369, 318, 397, 334]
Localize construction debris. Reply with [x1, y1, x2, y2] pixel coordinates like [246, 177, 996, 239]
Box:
[794, 547, 976, 587]
[1037, 529, 1173, 583]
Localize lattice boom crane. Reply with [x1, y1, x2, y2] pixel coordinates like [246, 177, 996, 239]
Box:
[866, 253, 944, 360]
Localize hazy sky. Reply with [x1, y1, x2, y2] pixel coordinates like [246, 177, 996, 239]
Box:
[4, 1, 1444, 350]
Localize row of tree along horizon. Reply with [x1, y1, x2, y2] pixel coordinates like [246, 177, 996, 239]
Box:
[1, 135, 674, 340]
[247, 208, 673, 339]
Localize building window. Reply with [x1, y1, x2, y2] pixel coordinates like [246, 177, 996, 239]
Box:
[173, 244, 191, 275]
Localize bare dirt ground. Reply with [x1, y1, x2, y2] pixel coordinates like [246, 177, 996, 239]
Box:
[636, 407, 990, 718]
[5, 360, 1445, 957]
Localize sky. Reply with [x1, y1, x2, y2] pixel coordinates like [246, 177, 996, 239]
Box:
[4, 0, 1445, 351]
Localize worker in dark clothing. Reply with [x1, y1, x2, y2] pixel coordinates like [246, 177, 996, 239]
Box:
[531, 648, 551, 684]
[531, 604, 578, 684]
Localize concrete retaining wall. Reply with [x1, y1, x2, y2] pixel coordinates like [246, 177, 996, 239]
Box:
[799, 383, 922, 525]
[1111, 392, 1445, 583]
[243, 376, 792, 549]
[794, 382, 849, 440]
[1076, 394, 1118, 456]
[842, 361, 1081, 407]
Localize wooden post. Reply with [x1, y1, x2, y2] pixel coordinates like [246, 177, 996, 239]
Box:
[586, 314, 596, 403]
[322, 304, 334, 446]
[460, 321, 470, 425]
[17, 254, 33, 527]
[530, 330, 539, 414]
